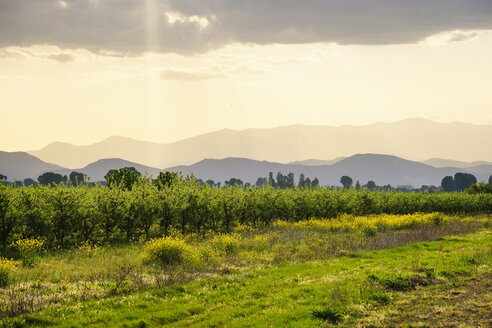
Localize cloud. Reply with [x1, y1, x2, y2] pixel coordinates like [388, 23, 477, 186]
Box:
[160, 69, 222, 81]
[421, 29, 485, 46]
[46, 53, 75, 63]
[0, 0, 491, 55]
[0, 46, 75, 62]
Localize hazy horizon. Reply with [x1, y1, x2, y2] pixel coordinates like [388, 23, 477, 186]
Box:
[2, 117, 492, 153]
[1, 1, 492, 153]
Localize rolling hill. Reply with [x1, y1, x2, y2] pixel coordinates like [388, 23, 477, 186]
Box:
[165, 154, 492, 187]
[55, 159, 163, 182]
[422, 158, 492, 168]
[0, 151, 64, 181]
[2, 152, 491, 187]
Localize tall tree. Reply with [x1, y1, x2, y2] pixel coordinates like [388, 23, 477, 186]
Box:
[489, 175, 492, 185]
[454, 172, 477, 192]
[355, 180, 361, 190]
[38, 172, 66, 186]
[225, 178, 243, 187]
[298, 174, 306, 188]
[69, 171, 87, 186]
[441, 176, 455, 192]
[255, 177, 267, 187]
[23, 178, 37, 186]
[153, 171, 180, 190]
[268, 172, 276, 188]
[105, 167, 141, 190]
[340, 175, 353, 189]
[366, 180, 376, 191]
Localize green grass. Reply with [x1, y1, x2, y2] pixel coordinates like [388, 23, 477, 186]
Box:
[1, 228, 490, 327]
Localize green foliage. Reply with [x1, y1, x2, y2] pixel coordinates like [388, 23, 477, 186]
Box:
[366, 180, 376, 191]
[312, 307, 343, 323]
[465, 182, 492, 194]
[340, 175, 353, 189]
[105, 167, 141, 190]
[0, 257, 14, 287]
[441, 176, 455, 192]
[11, 238, 45, 267]
[0, 184, 15, 248]
[153, 171, 181, 190]
[212, 234, 240, 255]
[454, 173, 477, 192]
[0, 183, 491, 249]
[69, 171, 87, 186]
[442, 173, 478, 192]
[224, 178, 243, 187]
[37, 172, 67, 186]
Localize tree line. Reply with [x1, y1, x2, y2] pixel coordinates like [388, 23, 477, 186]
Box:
[1, 171, 491, 251]
[1, 169, 491, 193]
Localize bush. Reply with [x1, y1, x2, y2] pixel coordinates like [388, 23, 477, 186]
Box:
[11, 238, 45, 267]
[212, 234, 240, 255]
[141, 236, 198, 267]
[0, 257, 15, 287]
[77, 240, 100, 257]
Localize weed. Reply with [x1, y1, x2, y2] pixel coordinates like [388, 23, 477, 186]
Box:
[381, 274, 440, 292]
[110, 265, 135, 295]
[312, 307, 343, 324]
[0, 258, 15, 287]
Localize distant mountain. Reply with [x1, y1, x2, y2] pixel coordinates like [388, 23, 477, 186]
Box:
[28, 119, 492, 169]
[165, 154, 492, 187]
[0, 151, 64, 181]
[56, 159, 163, 182]
[465, 164, 492, 176]
[3, 152, 491, 186]
[423, 158, 492, 168]
[0, 153, 162, 182]
[288, 158, 345, 166]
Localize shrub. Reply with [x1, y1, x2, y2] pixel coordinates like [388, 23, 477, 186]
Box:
[141, 236, 198, 267]
[0, 257, 15, 287]
[212, 234, 240, 255]
[11, 238, 45, 267]
[78, 240, 100, 257]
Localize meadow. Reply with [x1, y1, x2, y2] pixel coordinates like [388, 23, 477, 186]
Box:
[0, 181, 491, 326]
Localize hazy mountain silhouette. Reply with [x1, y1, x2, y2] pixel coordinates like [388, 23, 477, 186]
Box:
[2, 152, 491, 186]
[423, 158, 492, 168]
[0, 151, 64, 181]
[165, 154, 492, 187]
[288, 158, 346, 166]
[55, 159, 162, 182]
[28, 119, 492, 169]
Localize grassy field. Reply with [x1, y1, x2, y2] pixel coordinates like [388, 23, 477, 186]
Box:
[0, 214, 491, 327]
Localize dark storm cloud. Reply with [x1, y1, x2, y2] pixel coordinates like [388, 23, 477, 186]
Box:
[0, 0, 491, 55]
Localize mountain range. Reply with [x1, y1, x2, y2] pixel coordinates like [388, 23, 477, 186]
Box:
[1, 151, 491, 188]
[166, 155, 492, 187]
[2, 119, 491, 187]
[27, 119, 492, 169]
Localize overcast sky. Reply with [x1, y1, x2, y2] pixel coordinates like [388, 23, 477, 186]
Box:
[1, 0, 492, 150]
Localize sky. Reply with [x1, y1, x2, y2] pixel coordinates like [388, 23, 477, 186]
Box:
[1, 0, 492, 151]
